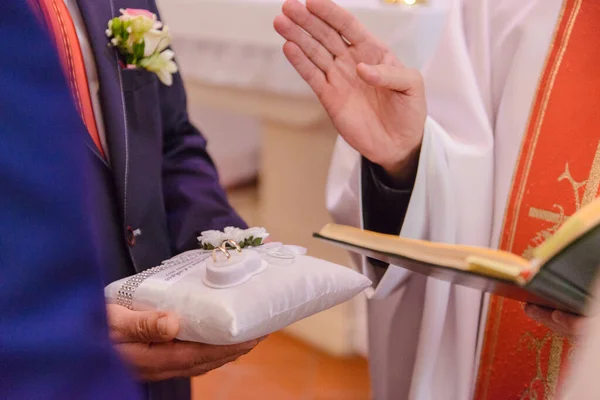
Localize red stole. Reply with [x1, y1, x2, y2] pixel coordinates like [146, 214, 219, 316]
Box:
[474, 0, 600, 398]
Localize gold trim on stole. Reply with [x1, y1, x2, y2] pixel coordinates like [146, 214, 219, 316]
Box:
[475, 0, 583, 398]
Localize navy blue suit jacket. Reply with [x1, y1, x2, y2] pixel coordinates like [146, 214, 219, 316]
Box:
[0, 2, 139, 399]
[73, 0, 246, 398]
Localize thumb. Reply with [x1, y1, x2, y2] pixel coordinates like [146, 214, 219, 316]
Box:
[356, 63, 419, 93]
[107, 304, 179, 344]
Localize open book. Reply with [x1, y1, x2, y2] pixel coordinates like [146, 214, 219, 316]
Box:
[314, 198, 600, 315]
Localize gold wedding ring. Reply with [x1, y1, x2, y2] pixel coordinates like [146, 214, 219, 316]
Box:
[211, 240, 243, 262]
[223, 239, 242, 253]
[212, 245, 231, 262]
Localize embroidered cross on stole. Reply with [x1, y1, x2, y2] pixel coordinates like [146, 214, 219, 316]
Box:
[474, 0, 600, 398]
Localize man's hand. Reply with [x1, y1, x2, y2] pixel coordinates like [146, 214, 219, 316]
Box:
[107, 304, 262, 381]
[524, 304, 585, 339]
[274, 0, 427, 183]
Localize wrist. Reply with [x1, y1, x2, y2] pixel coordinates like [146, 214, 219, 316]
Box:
[378, 143, 421, 189]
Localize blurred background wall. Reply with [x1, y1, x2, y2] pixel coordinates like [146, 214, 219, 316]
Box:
[155, 0, 448, 397]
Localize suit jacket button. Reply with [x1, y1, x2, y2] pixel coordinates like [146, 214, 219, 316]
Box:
[126, 226, 136, 247]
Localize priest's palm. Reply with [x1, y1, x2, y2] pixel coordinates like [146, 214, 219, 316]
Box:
[274, 0, 427, 179]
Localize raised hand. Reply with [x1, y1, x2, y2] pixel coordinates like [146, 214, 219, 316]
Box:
[274, 0, 427, 182]
[107, 304, 262, 381]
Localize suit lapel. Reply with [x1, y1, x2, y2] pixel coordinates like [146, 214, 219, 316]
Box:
[77, 0, 129, 223]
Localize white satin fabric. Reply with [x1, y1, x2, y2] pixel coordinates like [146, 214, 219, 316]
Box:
[326, 0, 564, 398]
[105, 249, 371, 345]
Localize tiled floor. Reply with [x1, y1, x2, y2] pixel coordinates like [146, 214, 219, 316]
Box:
[192, 332, 371, 400]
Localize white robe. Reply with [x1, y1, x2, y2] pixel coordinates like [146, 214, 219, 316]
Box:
[326, 0, 564, 398]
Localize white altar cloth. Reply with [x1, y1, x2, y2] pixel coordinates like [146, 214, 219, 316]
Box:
[166, 0, 448, 96]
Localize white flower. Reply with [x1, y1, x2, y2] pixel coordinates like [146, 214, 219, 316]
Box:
[128, 16, 153, 37]
[142, 25, 171, 57]
[107, 9, 176, 87]
[197, 226, 270, 249]
[244, 227, 270, 241]
[198, 230, 226, 248]
[140, 49, 178, 86]
[223, 227, 245, 244]
[118, 9, 156, 46]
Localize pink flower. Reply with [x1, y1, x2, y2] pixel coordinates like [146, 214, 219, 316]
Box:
[121, 8, 155, 19]
[119, 8, 162, 30]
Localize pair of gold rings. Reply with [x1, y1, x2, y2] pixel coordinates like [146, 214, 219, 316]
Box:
[211, 239, 242, 262]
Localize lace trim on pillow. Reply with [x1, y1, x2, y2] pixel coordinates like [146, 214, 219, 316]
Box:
[116, 251, 206, 309]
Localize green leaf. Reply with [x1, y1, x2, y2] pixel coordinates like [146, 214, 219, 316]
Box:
[139, 41, 145, 59]
[133, 41, 145, 62]
[110, 18, 122, 35]
[122, 22, 130, 41]
[252, 237, 263, 247]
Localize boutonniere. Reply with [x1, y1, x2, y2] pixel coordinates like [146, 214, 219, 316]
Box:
[198, 227, 270, 250]
[106, 9, 178, 86]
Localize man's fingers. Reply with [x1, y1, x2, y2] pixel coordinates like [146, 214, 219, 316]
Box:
[281, 0, 348, 57]
[357, 63, 419, 93]
[180, 340, 260, 366]
[552, 310, 584, 333]
[107, 304, 179, 343]
[524, 304, 550, 319]
[149, 353, 246, 381]
[177, 340, 266, 378]
[137, 353, 246, 381]
[306, 0, 369, 45]
[524, 305, 567, 335]
[274, 14, 334, 73]
[282, 41, 327, 96]
[117, 339, 260, 381]
[118, 339, 260, 373]
[525, 305, 582, 338]
[188, 352, 248, 375]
